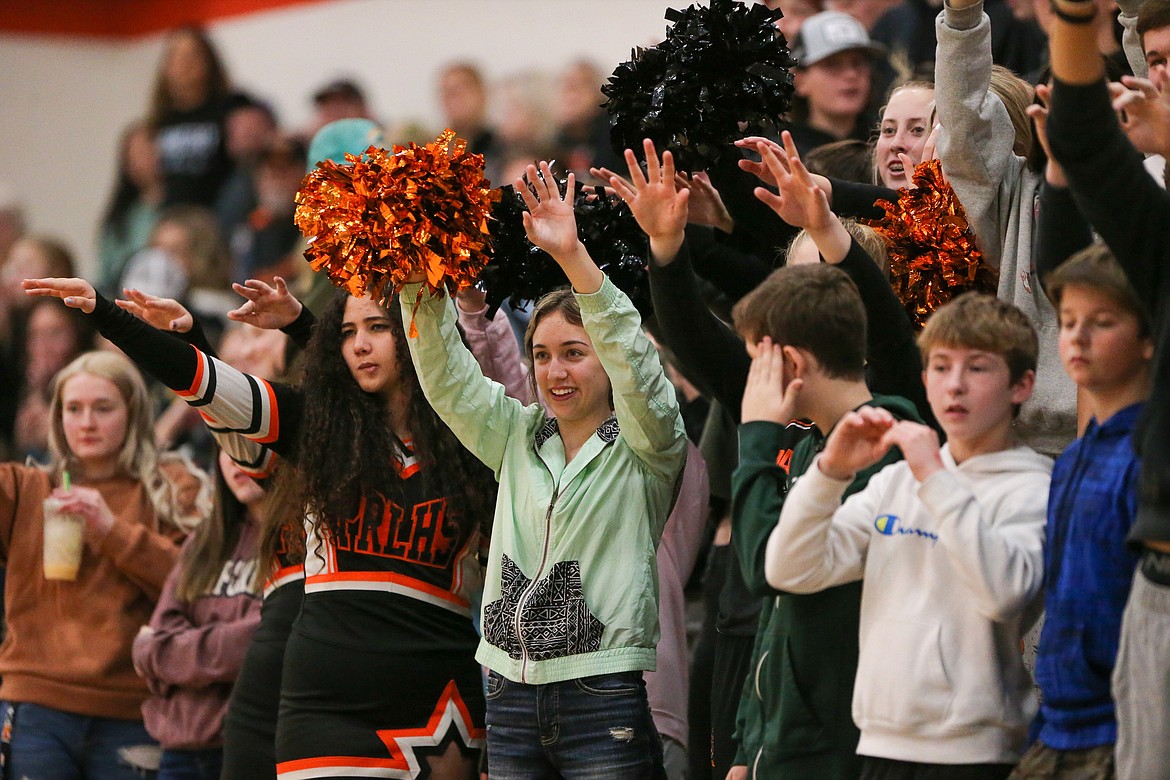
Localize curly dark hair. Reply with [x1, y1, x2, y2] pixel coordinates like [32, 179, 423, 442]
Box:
[293, 290, 497, 547]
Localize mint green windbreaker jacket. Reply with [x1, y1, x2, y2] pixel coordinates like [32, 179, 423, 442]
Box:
[401, 277, 687, 684]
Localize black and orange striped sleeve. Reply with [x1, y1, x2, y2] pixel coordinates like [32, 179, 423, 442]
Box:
[89, 294, 303, 461]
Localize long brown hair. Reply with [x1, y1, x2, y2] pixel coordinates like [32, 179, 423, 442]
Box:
[147, 25, 230, 127]
[176, 451, 262, 602]
[282, 291, 496, 556]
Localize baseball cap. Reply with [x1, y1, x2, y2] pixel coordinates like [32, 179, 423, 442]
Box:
[792, 11, 886, 67]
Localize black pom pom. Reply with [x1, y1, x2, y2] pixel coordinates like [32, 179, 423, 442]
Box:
[481, 182, 650, 315]
[602, 0, 796, 172]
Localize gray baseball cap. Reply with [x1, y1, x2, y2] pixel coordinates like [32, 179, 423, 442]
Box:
[792, 11, 886, 67]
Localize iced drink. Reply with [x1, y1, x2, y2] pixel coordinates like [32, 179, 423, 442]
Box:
[42, 496, 84, 581]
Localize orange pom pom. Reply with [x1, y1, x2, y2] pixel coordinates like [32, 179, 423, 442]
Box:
[294, 129, 499, 308]
[866, 159, 997, 329]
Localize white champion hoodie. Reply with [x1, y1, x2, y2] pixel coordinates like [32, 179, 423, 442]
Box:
[765, 444, 1052, 765]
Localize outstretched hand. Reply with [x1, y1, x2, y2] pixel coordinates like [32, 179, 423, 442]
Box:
[517, 161, 601, 292]
[604, 139, 689, 264]
[228, 276, 303, 330]
[676, 171, 733, 233]
[21, 277, 97, 314]
[117, 288, 192, 333]
[754, 131, 836, 233]
[817, 406, 898, 481]
[517, 162, 582, 261]
[736, 136, 785, 186]
[741, 337, 803, 425]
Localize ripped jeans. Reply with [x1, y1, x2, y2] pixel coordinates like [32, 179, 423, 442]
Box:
[2, 702, 158, 780]
[484, 670, 665, 779]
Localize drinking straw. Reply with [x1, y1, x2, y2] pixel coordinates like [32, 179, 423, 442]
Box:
[62, 470, 71, 491]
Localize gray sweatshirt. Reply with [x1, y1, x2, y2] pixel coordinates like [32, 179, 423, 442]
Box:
[935, 0, 1078, 458]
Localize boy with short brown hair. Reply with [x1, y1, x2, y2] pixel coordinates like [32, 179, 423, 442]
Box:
[764, 293, 1052, 779]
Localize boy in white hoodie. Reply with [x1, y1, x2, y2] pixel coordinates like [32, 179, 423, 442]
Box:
[762, 293, 1053, 780]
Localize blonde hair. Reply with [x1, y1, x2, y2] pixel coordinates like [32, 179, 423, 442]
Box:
[786, 219, 889, 276]
[989, 65, 1034, 158]
[47, 351, 184, 533]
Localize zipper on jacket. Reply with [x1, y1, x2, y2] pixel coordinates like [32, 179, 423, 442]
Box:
[515, 488, 559, 683]
[754, 650, 769, 701]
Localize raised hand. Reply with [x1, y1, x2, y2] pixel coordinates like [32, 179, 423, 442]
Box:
[1025, 83, 1067, 186]
[1111, 76, 1170, 158]
[117, 288, 192, 333]
[817, 406, 898, 481]
[753, 131, 836, 234]
[455, 284, 488, 313]
[227, 276, 303, 330]
[735, 135, 786, 186]
[21, 277, 97, 313]
[517, 161, 602, 293]
[517, 161, 582, 261]
[605, 139, 690, 263]
[677, 171, 734, 233]
[741, 336, 804, 424]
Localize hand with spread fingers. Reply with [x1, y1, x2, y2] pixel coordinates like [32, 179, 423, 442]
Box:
[753, 131, 851, 263]
[735, 135, 786, 186]
[117, 288, 193, 333]
[751, 132, 832, 232]
[227, 276, 303, 330]
[817, 406, 899, 481]
[516, 161, 602, 293]
[604, 138, 690, 264]
[736, 135, 834, 198]
[677, 171, 734, 233]
[517, 161, 583, 261]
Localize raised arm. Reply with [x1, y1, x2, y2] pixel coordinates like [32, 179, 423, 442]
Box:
[1046, 0, 1170, 306]
[455, 287, 536, 406]
[647, 240, 753, 416]
[401, 287, 529, 476]
[934, 0, 1018, 271]
[23, 278, 303, 463]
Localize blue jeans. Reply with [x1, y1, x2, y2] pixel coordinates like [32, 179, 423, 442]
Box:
[485, 670, 664, 779]
[4, 701, 158, 779]
[158, 747, 222, 780]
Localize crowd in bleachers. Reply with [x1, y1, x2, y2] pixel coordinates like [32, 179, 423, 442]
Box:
[1, 0, 1169, 777]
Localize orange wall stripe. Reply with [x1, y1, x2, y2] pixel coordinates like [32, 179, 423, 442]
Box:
[0, 0, 333, 39]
